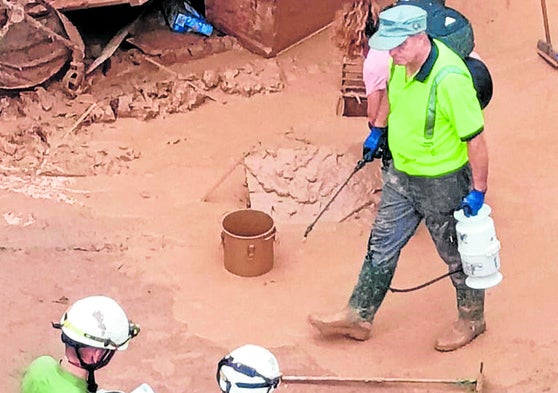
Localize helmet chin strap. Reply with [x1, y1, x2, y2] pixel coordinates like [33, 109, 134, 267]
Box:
[64, 359, 99, 393]
[86, 370, 98, 393]
[74, 349, 115, 393]
[62, 333, 115, 393]
[217, 356, 281, 393]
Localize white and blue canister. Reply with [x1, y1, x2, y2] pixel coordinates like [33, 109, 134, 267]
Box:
[454, 204, 503, 289]
[172, 12, 213, 36]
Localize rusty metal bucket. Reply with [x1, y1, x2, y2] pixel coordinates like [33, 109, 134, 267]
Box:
[221, 209, 276, 277]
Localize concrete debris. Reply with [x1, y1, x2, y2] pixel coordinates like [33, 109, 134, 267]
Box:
[202, 70, 220, 88]
[0, 97, 19, 121]
[35, 87, 55, 111]
[0, 125, 49, 170]
[220, 60, 284, 97]
[1, 89, 69, 122]
[112, 80, 208, 120]
[46, 143, 141, 176]
[244, 146, 383, 225]
[128, 35, 240, 64]
[93, 58, 284, 120]
[0, 59, 285, 125]
[88, 102, 117, 123]
[0, 48, 285, 176]
[0, 123, 139, 177]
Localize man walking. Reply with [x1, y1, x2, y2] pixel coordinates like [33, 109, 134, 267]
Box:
[308, 4, 489, 352]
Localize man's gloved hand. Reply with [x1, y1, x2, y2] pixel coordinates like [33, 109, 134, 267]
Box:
[363, 125, 387, 162]
[460, 189, 485, 217]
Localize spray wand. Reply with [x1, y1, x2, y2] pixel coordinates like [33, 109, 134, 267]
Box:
[303, 159, 368, 239]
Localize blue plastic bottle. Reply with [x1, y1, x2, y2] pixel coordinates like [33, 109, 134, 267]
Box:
[164, 0, 214, 36]
[173, 13, 213, 36]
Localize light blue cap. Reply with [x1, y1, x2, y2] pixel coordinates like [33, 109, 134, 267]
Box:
[369, 5, 428, 51]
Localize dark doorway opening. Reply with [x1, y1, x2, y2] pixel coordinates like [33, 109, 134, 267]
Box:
[188, 0, 205, 16]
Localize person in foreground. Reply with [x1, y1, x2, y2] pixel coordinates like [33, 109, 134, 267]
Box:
[21, 295, 140, 393]
[309, 4, 490, 352]
[217, 344, 282, 393]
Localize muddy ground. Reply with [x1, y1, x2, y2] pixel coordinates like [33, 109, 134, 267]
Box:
[2, 1, 558, 393]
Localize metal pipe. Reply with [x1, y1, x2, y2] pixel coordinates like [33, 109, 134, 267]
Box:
[282, 375, 476, 386]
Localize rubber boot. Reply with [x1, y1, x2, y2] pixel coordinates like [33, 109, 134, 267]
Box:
[435, 288, 486, 352]
[434, 317, 486, 352]
[308, 307, 372, 341]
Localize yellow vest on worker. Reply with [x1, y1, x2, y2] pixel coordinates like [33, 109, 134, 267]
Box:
[387, 39, 484, 177]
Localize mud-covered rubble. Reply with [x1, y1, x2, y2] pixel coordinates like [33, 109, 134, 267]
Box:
[45, 142, 141, 176]
[0, 123, 140, 176]
[0, 124, 48, 168]
[244, 146, 383, 224]
[0, 58, 285, 123]
[125, 34, 240, 63]
[102, 58, 285, 120]
[217, 60, 285, 96]
[0, 53, 286, 179]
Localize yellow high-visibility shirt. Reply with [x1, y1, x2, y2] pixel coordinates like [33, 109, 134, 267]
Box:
[387, 39, 484, 177]
[21, 356, 87, 393]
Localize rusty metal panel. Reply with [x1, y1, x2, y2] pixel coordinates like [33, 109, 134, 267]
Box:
[205, 0, 344, 58]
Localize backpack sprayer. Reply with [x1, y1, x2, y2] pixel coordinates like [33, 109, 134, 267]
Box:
[390, 204, 503, 293]
[454, 204, 503, 289]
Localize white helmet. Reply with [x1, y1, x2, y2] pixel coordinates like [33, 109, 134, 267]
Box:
[55, 295, 140, 350]
[217, 345, 282, 393]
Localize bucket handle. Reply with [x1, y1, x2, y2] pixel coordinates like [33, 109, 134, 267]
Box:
[246, 227, 275, 259]
[264, 226, 277, 241]
[247, 244, 256, 258]
[220, 227, 276, 245]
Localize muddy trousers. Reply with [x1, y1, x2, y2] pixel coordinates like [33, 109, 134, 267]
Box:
[348, 163, 485, 322]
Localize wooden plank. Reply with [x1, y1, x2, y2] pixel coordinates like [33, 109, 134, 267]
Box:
[341, 79, 365, 87]
[342, 64, 363, 71]
[342, 72, 364, 79]
[86, 9, 145, 75]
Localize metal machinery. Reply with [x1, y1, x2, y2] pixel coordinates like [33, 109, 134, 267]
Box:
[0, 0, 148, 95]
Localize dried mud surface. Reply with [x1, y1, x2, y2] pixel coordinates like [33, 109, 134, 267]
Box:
[2, 1, 558, 393]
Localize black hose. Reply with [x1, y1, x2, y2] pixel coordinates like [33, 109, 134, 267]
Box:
[389, 267, 464, 293]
